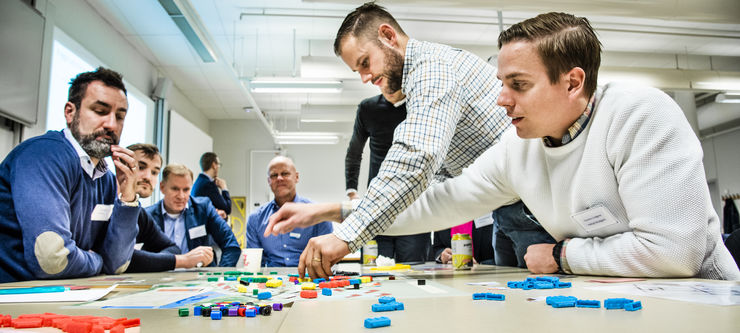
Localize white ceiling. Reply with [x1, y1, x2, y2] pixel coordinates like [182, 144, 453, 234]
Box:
[88, 0, 740, 141]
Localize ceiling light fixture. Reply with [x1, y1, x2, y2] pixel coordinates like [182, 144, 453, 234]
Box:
[300, 119, 337, 123]
[158, 0, 217, 63]
[275, 132, 340, 145]
[248, 80, 342, 94]
[715, 92, 740, 104]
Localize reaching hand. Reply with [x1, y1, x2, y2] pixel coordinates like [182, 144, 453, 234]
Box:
[175, 246, 214, 268]
[523, 243, 558, 274]
[111, 145, 137, 202]
[440, 248, 453, 264]
[297, 234, 350, 279]
[264, 202, 342, 237]
[216, 209, 227, 220]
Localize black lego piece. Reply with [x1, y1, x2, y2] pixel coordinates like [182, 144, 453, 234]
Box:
[417, 279, 426, 285]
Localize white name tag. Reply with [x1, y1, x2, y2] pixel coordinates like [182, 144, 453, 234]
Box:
[473, 213, 494, 228]
[90, 204, 113, 221]
[188, 225, 207, 239]
[289, 232, 301, 239]
[571, 205, 619, 233]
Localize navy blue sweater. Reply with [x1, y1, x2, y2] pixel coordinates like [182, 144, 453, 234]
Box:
[0, 131, 139, 282]
[126, 209, 181, 273]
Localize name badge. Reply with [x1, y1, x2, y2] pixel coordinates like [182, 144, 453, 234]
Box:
[188, 225, 207, 239]
[473, 213, 494, 228]
[289, 232, 301, 239]
[571, 205, 619, 233]
[90, 204, 113, 221]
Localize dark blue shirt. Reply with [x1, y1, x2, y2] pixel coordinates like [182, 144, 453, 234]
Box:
[192, 173, 231, 214]
[345, 94, 407, 191]
[246, 194, 333, 267]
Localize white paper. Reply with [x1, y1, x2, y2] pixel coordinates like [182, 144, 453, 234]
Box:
[586, 281, 740, 306]
[0, 284, 117, 303]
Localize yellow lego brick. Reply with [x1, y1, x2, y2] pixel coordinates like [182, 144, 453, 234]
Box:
[266, 279, 283, 288]
[238, 285, 248, 293]
[301, 282, 316, 290]
[360, 276, 371, 284]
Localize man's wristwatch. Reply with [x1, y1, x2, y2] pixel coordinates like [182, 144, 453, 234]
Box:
[118, 193, 140, 207]
[552, 240, 564, 271]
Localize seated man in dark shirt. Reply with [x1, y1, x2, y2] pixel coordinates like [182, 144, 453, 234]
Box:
[125, 143, 213, 272]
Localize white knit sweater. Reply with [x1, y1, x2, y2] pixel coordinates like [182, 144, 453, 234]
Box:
[388, 83, 740, 280]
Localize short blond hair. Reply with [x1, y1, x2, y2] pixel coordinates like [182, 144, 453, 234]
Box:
[161, 163, 193, 183]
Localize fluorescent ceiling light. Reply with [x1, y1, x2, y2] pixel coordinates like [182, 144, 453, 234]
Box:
[715, 92, 740, 103]
[275, 132, 340, 145]
[300, 119, 337, 123]
[692, 81, 740, 91]
[249, 80, 342, 94]
[158, 0, 217, 63]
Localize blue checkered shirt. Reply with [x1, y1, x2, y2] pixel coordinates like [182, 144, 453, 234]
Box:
[335, 38, 511, 252]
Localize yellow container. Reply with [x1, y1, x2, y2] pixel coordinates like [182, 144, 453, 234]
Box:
[363, 240, 378, 264]
[451, 233, 473, 270]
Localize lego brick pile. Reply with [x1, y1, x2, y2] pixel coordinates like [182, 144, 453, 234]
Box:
[0, 313, 140, 332]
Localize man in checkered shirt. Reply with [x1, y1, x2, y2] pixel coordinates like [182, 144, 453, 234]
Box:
[265, 2, 524, 278]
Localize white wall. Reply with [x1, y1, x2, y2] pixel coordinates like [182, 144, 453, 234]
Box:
[168, 110, 212, 175]
[211, 119, 370, 212]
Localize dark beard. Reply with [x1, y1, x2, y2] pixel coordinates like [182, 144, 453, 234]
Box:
[381, 43, 404, 94]
[69, 113, 118, 160]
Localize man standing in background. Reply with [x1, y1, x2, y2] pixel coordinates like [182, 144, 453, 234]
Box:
[193, 152, 231, 220]
[345, 90, 429, 263]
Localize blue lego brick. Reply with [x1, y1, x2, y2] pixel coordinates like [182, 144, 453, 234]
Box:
[378, 296, 396, 304]
[211, 311, 222, 320]
[525, 277, 537, 282]
[258, 291, 272, 300]
[555, 282, 572, 288]
[575, 299, 600, 308]
[472, 293, 487, 300]
[534, 281, 555, 289]
[224, 276, 237, 281]
[322, 288, 332, 296]
[522, 283, 534, 290]
[551, 300, 576, 308]
[604, 298, 633, 310]
[371, 303, 397, 312]
[193, 306, 201, 316]
[546, 296, 577, 305]
[485, 293, 505, 301]
[364, 316, 391, 329]
[391, 302, 404, 310]
[349, 279, 361, 285]
[507, 281, 520, 288]
[624, 301, 642, 311]
[245, 308, 256, 317]
[535, 276, 560, 283]
[313, 278, 326, 284]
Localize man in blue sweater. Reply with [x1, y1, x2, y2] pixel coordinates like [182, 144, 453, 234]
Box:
[146, 164, 240, 267]
[192, 152, 231, 219]
[125, 143, 214, 272]
[0, 67, 140, 282]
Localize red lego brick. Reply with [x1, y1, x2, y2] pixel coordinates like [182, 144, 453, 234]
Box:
[11, 318, 43, 329]
[300, 290, 318, 298]
[109, 324, 125, 333]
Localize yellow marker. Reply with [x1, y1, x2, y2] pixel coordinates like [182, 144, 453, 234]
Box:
[301, 282, 316, 290]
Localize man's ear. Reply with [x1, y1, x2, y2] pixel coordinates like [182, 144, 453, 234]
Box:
[294, 171, 299, 184]
[377, 24, 397, 48]
[566, 67, 586, 99]
[64, 102, 76, 127]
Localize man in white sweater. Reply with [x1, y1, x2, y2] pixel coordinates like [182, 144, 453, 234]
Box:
[268, 12, 739, 279]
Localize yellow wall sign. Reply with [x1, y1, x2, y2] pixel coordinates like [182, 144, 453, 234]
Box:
[230, 196, 247, 248]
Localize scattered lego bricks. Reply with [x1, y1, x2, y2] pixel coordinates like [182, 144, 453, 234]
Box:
[545, 296, 643, 311]
[364, 316, 391, 329]
[472, 293, 505, 301]
[507, 276, 571, 290]
[183, 302, 282, 320]
[371, 296, 405, 312]
[0, 313, 140, 332]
